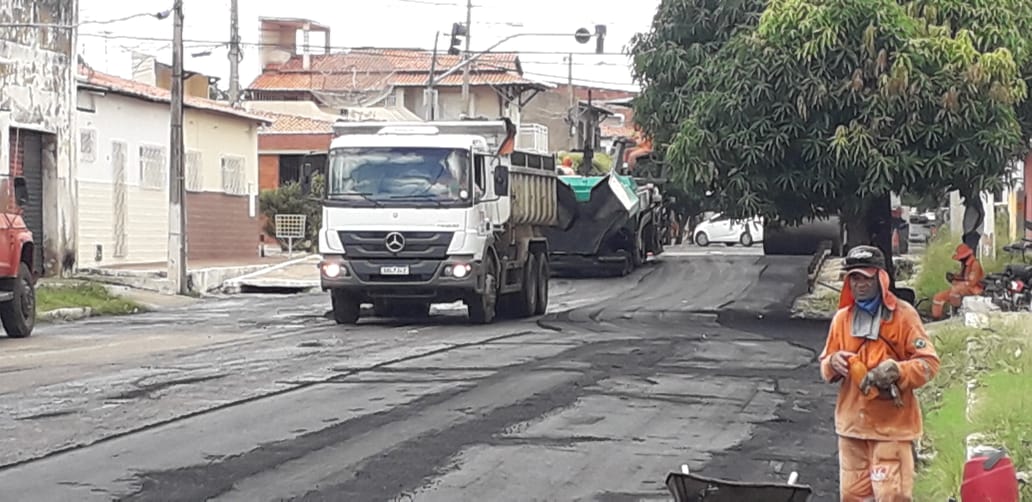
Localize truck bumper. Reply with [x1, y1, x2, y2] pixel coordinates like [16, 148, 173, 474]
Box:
[318, 255, 484, 303]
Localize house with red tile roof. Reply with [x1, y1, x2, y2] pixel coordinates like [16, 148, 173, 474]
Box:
[520, 84, 641, 156]
[75, 62, 271, 268]
[246, 18, 553, 152]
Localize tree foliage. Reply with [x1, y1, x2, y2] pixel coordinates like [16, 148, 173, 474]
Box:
[631, 0, 1032, 227]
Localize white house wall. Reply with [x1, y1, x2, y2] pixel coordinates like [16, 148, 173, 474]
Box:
[76, 92, 170, 267]
[183, 109, 259, 195]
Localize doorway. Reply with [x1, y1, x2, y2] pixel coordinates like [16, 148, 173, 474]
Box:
[8, 129, 45, 276]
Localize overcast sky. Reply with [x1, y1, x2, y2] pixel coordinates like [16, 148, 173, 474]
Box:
[77, 0, 660, 92]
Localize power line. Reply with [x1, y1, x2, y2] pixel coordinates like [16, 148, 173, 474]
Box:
[0, 9, 173, 28]
[77, 32, 634, 56]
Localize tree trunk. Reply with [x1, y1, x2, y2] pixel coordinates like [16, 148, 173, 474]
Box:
[961, 195, 984, 254]
[840, 195, 897, 287]
[867, 194, 896, 289]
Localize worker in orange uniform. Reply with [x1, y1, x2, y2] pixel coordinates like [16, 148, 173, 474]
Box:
[931, 243, 985, 320]
[819, 245, 940, 501]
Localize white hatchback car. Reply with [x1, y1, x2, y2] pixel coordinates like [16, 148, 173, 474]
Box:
[693, 213, 764, 247]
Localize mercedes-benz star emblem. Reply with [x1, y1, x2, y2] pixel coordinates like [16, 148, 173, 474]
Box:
[384, 232, 406, 253]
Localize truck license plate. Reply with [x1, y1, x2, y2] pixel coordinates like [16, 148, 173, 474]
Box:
[380, 265, 409, 276]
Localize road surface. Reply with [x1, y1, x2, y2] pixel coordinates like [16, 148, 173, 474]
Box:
[0, 249, 839, 501]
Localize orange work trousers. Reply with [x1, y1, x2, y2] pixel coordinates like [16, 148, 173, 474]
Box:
[931, 284, 976, 319]
[838, 436, 915, 502]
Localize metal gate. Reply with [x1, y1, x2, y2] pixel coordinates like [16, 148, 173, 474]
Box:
[112, 141, 129, 257]
[13, 130, 44, 276]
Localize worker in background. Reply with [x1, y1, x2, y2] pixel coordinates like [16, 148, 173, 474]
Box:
[819, 245, 940, 501]
[931, 243, 985, 320]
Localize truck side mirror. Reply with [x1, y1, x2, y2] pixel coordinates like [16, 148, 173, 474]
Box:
[493, 165, 509, 196]
[13, 177, 28, 206]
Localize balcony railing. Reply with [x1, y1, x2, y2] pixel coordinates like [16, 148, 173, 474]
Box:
[516, 123, 549, 154]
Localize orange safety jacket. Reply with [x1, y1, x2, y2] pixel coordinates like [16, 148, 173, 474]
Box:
[818, 268, 941, 441]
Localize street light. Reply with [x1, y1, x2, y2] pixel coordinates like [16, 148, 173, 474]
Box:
[430, 27, 609, 87]
[574, 25, 605, 53]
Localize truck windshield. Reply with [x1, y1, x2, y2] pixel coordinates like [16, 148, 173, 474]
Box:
[326, 147, 472, 207]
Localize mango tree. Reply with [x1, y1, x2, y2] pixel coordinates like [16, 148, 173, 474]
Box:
[630, 0, 1032, 274]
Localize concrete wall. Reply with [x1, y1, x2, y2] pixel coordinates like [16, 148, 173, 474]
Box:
[0, 0, 79, 276]
[259, 154, 280, 191]
[403, 87, 504, 121]
[76, 92, 170, 267]
[183, 108, 261, 261]
[185, 192, 259, 261]
[521, 90, 575, 153]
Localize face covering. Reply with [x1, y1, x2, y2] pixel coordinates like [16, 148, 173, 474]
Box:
[856, 295, 881, 315]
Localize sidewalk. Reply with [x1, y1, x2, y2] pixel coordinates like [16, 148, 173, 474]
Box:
[220, 255, 321, 293]
[76, 254, 307, 295]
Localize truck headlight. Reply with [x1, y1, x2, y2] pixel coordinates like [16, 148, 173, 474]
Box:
[320, 256, 346, 278]
[323, 262, 342, 278]
[444, 263, 472, 278]
[453, 263, 471, 278]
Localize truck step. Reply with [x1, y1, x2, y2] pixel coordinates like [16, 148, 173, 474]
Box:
[0, 291, 13, 302]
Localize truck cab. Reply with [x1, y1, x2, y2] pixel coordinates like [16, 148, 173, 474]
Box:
[317, 118, 562, 324]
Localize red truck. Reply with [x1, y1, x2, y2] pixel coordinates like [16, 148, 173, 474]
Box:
[0, 177, 37, 338]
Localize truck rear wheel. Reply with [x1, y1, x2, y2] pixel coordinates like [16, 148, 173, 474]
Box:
[534, 251, 549, 316]
[632, 226, 646, 268]
[331, 289, 360, 325]
[513, 254, 539, 318]
[0, 262, 35, 338]
[468, 256, 498, 324]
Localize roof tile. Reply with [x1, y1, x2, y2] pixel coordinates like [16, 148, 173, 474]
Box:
[252, 111, 335, 133]
[77, 64, 270, 124]
[246, 48, 541, 91]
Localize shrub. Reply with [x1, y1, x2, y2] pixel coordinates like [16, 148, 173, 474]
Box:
[258, 174, 324, 252]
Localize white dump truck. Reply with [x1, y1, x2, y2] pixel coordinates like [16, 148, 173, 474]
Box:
[317, 118, 570, 324]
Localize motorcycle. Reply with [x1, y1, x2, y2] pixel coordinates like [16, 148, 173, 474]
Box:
[984, 239, 1032, 312]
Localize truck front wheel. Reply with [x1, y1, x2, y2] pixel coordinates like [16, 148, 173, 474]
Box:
[0, 262, 35, 338]
[468, 256, 498, 324]
[331, 289, 360, 325]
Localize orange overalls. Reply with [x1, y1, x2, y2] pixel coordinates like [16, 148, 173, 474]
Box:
[819, 268, 941, 501]
[932, 244, 985, 320]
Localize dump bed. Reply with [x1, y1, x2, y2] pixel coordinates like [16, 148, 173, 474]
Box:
[508, 150, 569, 228]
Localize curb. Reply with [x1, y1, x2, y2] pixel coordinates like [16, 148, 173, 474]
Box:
[959, 307, 1004, 461]
[38, 307, 93, 323]
[220, 255, 320, 293]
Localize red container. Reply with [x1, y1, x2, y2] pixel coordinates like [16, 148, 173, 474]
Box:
[960, 449, 1019, 502]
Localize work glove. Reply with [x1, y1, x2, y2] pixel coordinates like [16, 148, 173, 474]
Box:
[860, 360, 904, 408]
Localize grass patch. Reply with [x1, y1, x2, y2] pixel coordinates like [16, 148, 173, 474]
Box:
[915, 316, 1032, 500]
[809, 289, 840, 312]
[913, 230, 963, 307]
[36, 282, 143, 316]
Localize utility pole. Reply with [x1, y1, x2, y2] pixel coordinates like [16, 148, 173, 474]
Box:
[228, 0, 241, 105]
[567, 53, 575, 149]
[461, 0, 473, 116]
[168, 0, 188, 295]
[581, 89, 594, 176]
[425, 31, 441, 120]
